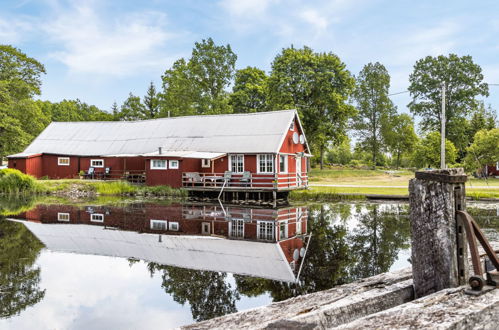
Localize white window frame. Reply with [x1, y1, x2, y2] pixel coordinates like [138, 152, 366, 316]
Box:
[229, 154, 244, 173]
[496, 162, 499, 171]
[57, 212, 70, 222]
[58, 157, 70, 166]
[90, 159, 104, 168]
[290, 121, 295, 131]
[169, 160, 179, 169]
[257, 154, 274, 174]
[90, 213, 104, 223]
[201, 159, 211, 168]
[169, 221, 179, 231]
[201, 222, 211, 235]
[279, 154, 288, 173]
[150, 159, 167, 170]
[257, 221, 275, 241]
[279, 220, 288, 240]
[150, 219, 167, 230]
[229, 219, 245, 239]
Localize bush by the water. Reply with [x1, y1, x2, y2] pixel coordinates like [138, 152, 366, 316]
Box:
[0, 169, 42, 195]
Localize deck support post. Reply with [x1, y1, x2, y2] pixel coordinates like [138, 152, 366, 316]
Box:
[409, 168, 468, 298]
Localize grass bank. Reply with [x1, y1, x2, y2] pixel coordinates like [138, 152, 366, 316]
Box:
[0, 170, 187, 198]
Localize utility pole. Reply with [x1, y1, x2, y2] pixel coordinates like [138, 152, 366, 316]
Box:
[440, 83, 446, 169]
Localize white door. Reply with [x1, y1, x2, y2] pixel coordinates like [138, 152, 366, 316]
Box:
[296, 157, 302, 187]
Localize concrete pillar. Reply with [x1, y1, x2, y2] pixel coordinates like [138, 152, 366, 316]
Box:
[409, 168, 468, 298]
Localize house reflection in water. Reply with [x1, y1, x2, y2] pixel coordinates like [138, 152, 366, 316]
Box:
[9, 203, 310, 282]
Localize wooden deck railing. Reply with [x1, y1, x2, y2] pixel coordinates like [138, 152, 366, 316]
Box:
[182, 172, 308, 190]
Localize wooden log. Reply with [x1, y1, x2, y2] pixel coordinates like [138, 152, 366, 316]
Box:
[409, 168, 468, 298]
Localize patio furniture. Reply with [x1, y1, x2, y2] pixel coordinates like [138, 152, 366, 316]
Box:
[240, 171, 251, 187]
[223, 171, 232, 186]
[185, 172, 203, 186]
[85, 167, 95, 179]
[104, 167, 111, 179]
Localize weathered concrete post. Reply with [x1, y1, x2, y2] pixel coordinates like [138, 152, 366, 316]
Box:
[409, 168, 468, 298]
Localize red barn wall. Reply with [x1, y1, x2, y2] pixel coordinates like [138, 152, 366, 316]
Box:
[42, 155, 80, 179]
[8, 158, 26, 173]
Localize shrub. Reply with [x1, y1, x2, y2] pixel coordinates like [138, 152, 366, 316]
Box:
[0, 169, 41, 195]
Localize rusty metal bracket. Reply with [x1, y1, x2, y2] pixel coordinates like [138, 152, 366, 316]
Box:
[456, 211, 499, 294]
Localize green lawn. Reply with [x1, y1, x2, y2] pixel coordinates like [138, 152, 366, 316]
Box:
[306, 167, 499, 199]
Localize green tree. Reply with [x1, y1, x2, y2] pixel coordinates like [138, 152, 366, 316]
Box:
[268, 46, 356, 169]
[353, 62, 396, 169]
[116, 93, 147, 121]
[408, 54, 489, 151]
[383, 114, 418, 169]
[326, 137, 352, 165]
[412, 131, 457, 168]
[143, 82, 160, 118]
[160, 38, 237, 116]
[147, 265, 239, 322]
[0, 219, 45, 318]
[229, 67, 268, 113]
[463, 128, 499, 173]
[0, 45, 46, 100]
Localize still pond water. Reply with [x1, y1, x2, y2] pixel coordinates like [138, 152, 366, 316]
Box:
[0, 198, 498, 329]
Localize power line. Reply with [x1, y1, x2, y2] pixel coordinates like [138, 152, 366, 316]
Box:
[388, 90, 409, 96]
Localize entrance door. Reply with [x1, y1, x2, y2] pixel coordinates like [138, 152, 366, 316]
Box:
[296, 156, 302, 187]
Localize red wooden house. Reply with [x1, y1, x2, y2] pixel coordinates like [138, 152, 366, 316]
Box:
[7, 110, 311, 195]
[484, 162, 499, 177]
[10, 203, 310, 282]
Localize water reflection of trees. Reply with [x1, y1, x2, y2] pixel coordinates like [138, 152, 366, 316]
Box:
[236, 203, 411, 303]
[0, 219, 45, 318]
[147, 264, 239, 322]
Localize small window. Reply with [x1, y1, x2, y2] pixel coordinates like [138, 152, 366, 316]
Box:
[279, 221, 288, 239]
[58, 157, 70, 166]
[202, 222, 211, 235]
[229, 155, 244, 173]
[279, 155, 288, 173]
[290, 121, 295, 131]
[169, 222, 179, 231]
[169, 160, 179, 169]
[90, 213, 104, 222]
[150, 220, 167, 230]
[201, 159, 211, 168]
[257, 221, 274, 241]
[496, 162, 499, 171]
[230, 219, 244, 238]
[258, 154, 274, 173]
[90, 159, 104, 168]
[151, 159, 167, 170]
[57, 213, 70, 222]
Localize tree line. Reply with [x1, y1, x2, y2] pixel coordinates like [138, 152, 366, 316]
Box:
[0, 41, 497, 172]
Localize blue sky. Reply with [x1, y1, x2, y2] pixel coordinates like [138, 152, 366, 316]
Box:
[2, 0, 499, 115]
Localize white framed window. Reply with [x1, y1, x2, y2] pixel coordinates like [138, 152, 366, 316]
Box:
[169, 222, 179, 231]
[258, 154, 274, 173]
[229, 219, 244, 238]
[90, 213, 104, 222]
[169, 160, 179, 169]
[202, 159, 211, 168]
[151, 159, 167, 170]
[150, 219, 167, 230]
[296, 221, 302, 235]
[201, 222, 211, 235]
[229, 154, 244, 173]
[257, 221, 275, 241]
[279, 155, 288, 173]
[290, 121, 295, 131]
[279, 220, 288, 240]
[58, 157, 70, 166]
[496, 162, 499, 171]
[90, 159, 104, 168]
[57, 213, 70, 222]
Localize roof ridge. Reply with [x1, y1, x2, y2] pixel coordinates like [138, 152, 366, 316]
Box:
[50, 109, 297, 124]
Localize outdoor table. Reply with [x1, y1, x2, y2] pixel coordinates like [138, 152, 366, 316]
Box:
[203, 176, 224, 186]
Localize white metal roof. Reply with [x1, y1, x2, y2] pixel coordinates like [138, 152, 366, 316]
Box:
[11, 110, 300, 157]
[11, 220, 296, 282]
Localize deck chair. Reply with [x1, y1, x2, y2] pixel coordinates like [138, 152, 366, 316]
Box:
[86, 167, 95, 179]
[240, 171, 251, 187]
[224, 171, 232, 186]
[104, 167, 111, 179]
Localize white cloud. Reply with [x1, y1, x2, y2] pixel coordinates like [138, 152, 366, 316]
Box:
[0, 16, 34, 43]
[299, 9, 329, 33]
[42, 2, 179, 76]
